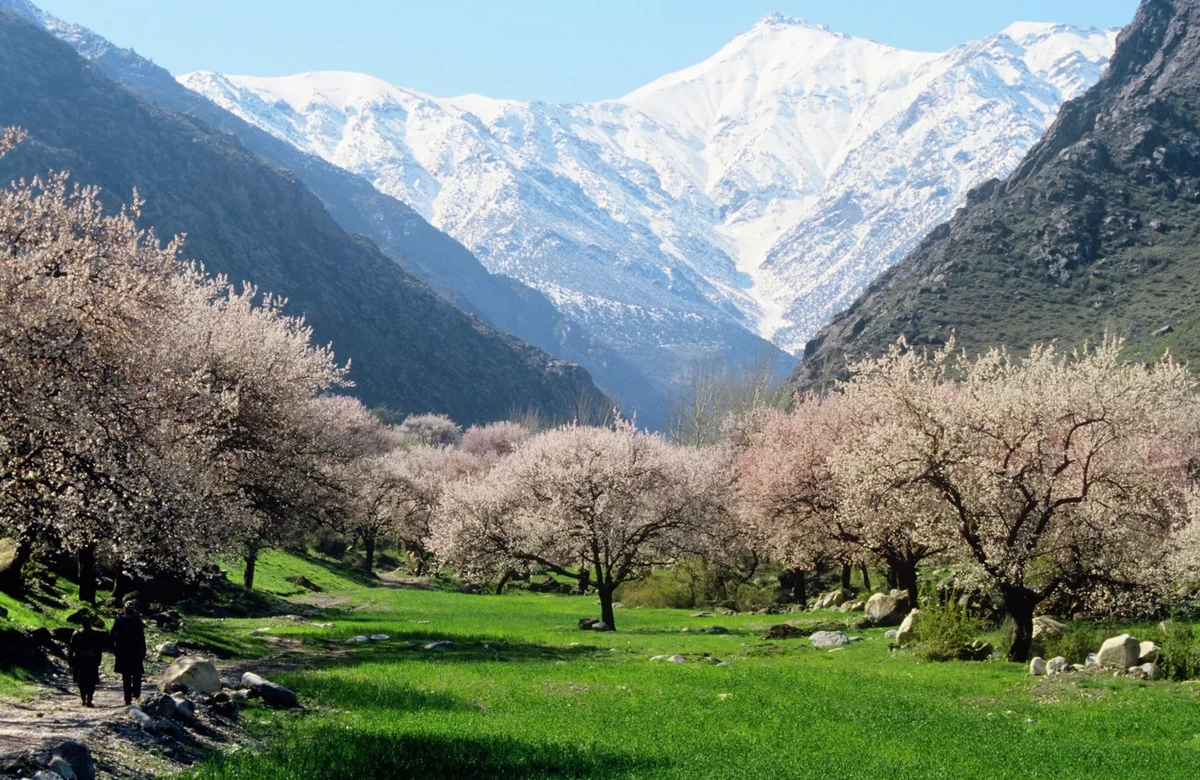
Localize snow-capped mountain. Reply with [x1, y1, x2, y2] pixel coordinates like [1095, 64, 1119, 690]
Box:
[182, 14, 1117, 358]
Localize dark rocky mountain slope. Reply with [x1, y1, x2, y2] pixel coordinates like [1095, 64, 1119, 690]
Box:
[0, 0, 664, 427]
[793, 0, 1200, 391]
[0, 10, 610, 425]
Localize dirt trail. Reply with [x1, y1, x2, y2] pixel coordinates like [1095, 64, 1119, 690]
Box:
[0, 670, 127, 754]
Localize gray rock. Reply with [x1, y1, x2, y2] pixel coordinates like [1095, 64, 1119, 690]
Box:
[1097, 634, 1140, 669]
[128, 705, 157, 732]
[690, 611, 713, 618]
[667, 654, 688, 663]
[1138, 641, 1160, 664]
[160, 657, 220, 695]
[345, 635, 370, 643]
[962, 640, 994, 661]
[1140, 662, 1164, 680]
[423, 640, 453, 650]
[242, 672, 299, 709]
[49, 742, 93, 780]
[1086, 652, 1100, 667]
[1047, 656, 1070, 674]
[32, 772, 65, 780]
[884, 629, 899, 640]
[155, 642, 181, 658]
[369, 634, 390, 641]
[578, 618, 598, 630]
[46, 758, 75, 780]
[809, 630, 851, 648]
[865, 592, 910, 626]
[591, 622, 614, 632]
[1030, 657, 1047, 676]
[706, 626, 730, 635]
[1032, 616, 1067, 640]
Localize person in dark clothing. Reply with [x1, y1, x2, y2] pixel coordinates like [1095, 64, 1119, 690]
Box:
[109, 601, 146, 706]
[67, 622, 106, 707]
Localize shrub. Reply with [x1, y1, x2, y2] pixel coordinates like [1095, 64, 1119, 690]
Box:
[914, 594, 983, 662]
[614, 573, 693, 609]
[1036, 622, 1105, 665]
[1157, 621, 1200, 681]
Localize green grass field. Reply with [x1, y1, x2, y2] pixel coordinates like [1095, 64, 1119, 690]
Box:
[180, 552, 1200, 779]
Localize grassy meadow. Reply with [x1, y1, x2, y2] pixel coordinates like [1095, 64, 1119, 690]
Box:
[172, 552, 1200, 779]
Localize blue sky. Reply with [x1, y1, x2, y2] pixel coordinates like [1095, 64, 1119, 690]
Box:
[36, 1, 1139, 102]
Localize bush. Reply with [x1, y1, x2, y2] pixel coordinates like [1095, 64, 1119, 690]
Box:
[1157, 621, 1200, 681]
[1036, 622, 1105, 665]
[914, 594, 984, 662]
[614, 573, 693, 609]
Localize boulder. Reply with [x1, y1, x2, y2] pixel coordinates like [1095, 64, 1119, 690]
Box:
[809, 631, 851, 648]
[155, 642, 181, 658]
[762, 623, 805, 641]
[865, 592, 910, 626]
[369, 634, 390, 641]
[715, 607, 738, 616]
[1030, 657, 1047, 676]
[578, 618, 599, 631]
[1138, 641, 1160, 664]
[49, 742, 93, 780]
[884, 629, 899, 640]
[896, 609, 921, 646]
[1047, 656, 1070, 674]
[667, 655, 687, 663]
[1032, 616, 1067, 640]
[591, 622, 614, 632]
[690, 611, 713, 618]
[242, 672, 299, 709]
[423, 641, 453, 650]
[140, 693, 182, 721]
[345, 635, 370, 643]
[32, 772, 65, 780]
[1097, 634, 1140, 669]
[814, 589, 851, 610]
[160, 657, 220, 695]
[1140, 662, 1164, 680]
[47, 757, 76, 780]
[706, 626, 730, 635]
[1086, 652, 1100, 667]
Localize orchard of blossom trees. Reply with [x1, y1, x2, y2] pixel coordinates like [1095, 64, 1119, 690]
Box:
[4, 125, 1200, 663]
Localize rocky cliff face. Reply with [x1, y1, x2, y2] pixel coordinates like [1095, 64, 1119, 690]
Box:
[0, 9, 611, 425]
[793, 0, 1200, 392]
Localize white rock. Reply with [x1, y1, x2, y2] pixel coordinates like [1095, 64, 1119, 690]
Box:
[896, 609, 921, 646]
[1086, 652, 1100, 667]
[1097, 634, 1140, 669]
[1137, 641, 1159, 664]
[160, 657, 220, 695]
[667, 654, 688, 663]
[884, 630, 899, 640]
[1029, 657, 1047, 676]
[1046, 656, 1069, 674]
[809, 630, 851, 648]
[1032, 615, 1067, 639]
[1140, 662, 1164, 680]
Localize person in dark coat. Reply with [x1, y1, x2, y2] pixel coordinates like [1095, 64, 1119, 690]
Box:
[109, 600, 146, 705]
[67, 622, 106, 707]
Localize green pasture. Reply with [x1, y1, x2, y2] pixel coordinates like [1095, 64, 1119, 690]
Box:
[184, 552, 1200, 779]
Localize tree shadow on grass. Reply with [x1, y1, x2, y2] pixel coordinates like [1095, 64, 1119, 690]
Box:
[196, 728, 662, 779]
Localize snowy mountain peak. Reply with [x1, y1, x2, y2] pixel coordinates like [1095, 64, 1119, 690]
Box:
[750, 12, 839, 35]
[182, 16, 1120, 363]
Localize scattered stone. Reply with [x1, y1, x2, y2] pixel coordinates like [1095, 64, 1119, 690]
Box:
[814, 589, 851, 610]
[140, 692, 183, 721]
[1086, 652, 1100, 667]
[283, 575, 322, 592]
[1032, 615, 1067, 640]
[690, 611, 713, 618]
[762, 623, 805, 641]
[1030, 657, 1047, 676]
[155, 642, 181, 658]
[706, 626, 730, 635]
[1140, 662, 1163, 680]
[280, 614, 307, 622]
[160, 657, 221, 695]
[667, 654, 688, 663]
[715, 607, 738, 616]
[128, 705, 157, 732]
[345, 635, 370, 643]
[809, 630, 851, 648]
[312, 622, 335, 629]
[1138, 641, 1160, 664]
[1047, 656, 1070, 674]
[884, 630, 899, 640]
[423, 641, 453, 650]
[242, 672, 300, 709]
[865, 592, 910, 626]
[32, 771, 65, 780]
[838, 600, 866, 613]
[47, 757, 76, 780]
[680, 627, 690, 632]
[252, 627, 271, 634]
[578, 618, 599, 631]
[896, 609, 921, 646]
[1097, 634, 1140, 669]
[591, 622, 614, 632]
[649, 655, 666, 662]
[369, 634, 390, 641]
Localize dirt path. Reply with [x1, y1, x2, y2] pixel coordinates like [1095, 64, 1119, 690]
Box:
[0, 669, 129, 753]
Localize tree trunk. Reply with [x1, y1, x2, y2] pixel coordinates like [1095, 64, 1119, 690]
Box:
[0, 533, 33, 599]
[243, 547, 258, 590]
[598, 581, 616, 629]
[1003, 586, 1038, 662]
[887, 557, 919, 605]
[112, 570, 136, 604]
[496, 569, 515, 595]
[859, 563, 871, 592]
[577, 568, 590, 595]
[363, 534, 376, 573]
[78, 544, 97, 605]
[840, 564, 852, 590]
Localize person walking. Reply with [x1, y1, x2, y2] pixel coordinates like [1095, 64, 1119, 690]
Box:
[67, 619, 105, 707]
[109, 600, 146, 706]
